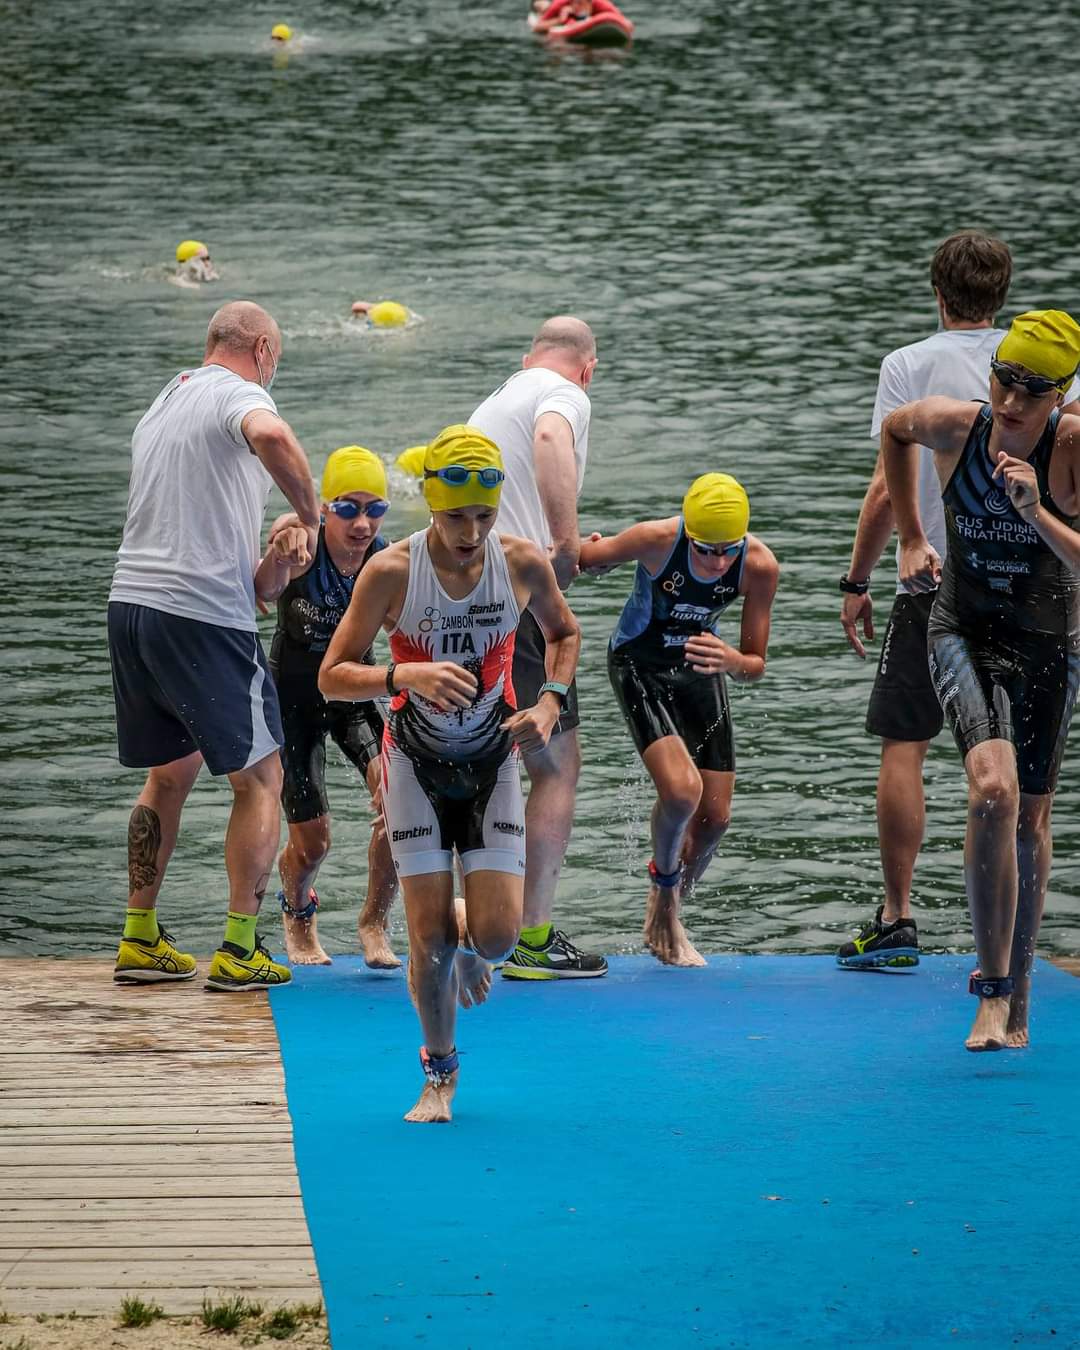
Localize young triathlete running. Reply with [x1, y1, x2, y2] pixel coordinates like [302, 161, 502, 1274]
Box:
[319, 425, 580, 1122]
[883, 309, 1080, 1052]
[255, 446, 398, 968]
[579, 474, 779, 967]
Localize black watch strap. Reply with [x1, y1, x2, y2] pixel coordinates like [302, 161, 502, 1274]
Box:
[386, 662, 398, 695]
[839, 574, 870, 595]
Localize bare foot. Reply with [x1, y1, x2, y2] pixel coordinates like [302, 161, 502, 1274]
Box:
[456, 950, 492, 1009]
[283, 912, 332, 965]
[404, 1072, 458, 1124]
[643, 887, 707, 967]
[965, 997, 1010, 1052]
[358, 918, 401, 969]
[1005, 973, 1030, 1048]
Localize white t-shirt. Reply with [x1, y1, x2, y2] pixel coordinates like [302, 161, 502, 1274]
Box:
[871, 328, 1003, 595]
[109, 364, 278, 631]
[469, 367, 590, 550]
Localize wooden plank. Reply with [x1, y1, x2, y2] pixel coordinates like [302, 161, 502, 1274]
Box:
[0, 1165, 302, 1180]
[0, 1222, 313, 1243]
[0, 1107, 290, 1126]
[1051, 956, 1080, 977]
[0, 1285, 321, 1315]
[2, 1259, 319, 1286]
[1, 1246, 317, 1262]
[0, 1128, 293, 1144]
[0, 1197, 306, 1218]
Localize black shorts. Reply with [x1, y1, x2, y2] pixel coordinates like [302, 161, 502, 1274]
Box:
[274, 669, 384, 823]
[865, 592, 944, 743]
[607, 645, 735, 773]
[108, 602, 282, 777]
[927, 626, 1080, 796]
[512, 608, 579, 735]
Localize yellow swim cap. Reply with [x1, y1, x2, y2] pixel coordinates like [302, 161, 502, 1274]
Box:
[423, 425, 504, 513]
[997, 310, 1080, 385]
[683, 473, 750, 544]
[175, 239, 207, 264]
[395, 445, 427, 479]
[368, 301, 410, 329]
[271, 23, 293, 40]
[321, 446, 388, 504]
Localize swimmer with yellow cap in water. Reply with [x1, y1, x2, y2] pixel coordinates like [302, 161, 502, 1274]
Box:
[351, 299, 414, 329]
[578, 474, 779, 968]
[174, 239, 219, 285]
[254, 445, 400, 970]
[881, 307, 1080, 1054]
[320, 425, 581, 1124]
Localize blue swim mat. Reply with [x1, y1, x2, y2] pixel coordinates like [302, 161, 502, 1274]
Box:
[269, 956, 1080, 1348]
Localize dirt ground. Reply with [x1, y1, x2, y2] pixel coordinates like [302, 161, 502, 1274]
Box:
[0, 1306, 329, 1349]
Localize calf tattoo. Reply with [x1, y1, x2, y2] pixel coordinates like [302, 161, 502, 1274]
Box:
[128, 805, 162, 895]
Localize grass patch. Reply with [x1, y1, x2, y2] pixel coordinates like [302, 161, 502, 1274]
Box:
[119, 1295, 164, 1328]
[0, 1310, 9, 1325]
[291, 1301, 323, 1321]
[263, 1306, 300, 1339]
[202, 1295, 263, 1333]
[3, 1337, 33, 1350]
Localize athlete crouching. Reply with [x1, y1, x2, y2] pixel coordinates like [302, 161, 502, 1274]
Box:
[319, 425, 581, 1122]
[579, 474, 779, 967]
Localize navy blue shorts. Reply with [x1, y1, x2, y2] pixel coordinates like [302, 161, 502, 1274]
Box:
[108, 602, 283, 777]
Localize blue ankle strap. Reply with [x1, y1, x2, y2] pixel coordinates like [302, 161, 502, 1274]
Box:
[279, 888, 319, 921]
[648, 859, 682, 890]
[420, 1045, 459, 1085]
[969, 972, 1014, 999]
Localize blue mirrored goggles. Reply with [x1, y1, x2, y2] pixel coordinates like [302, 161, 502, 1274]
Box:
[327, 497, 390, 520]
[424, 465, 505, 489]
[990, 358, 1071, 399]
[690, 536, 744, 558]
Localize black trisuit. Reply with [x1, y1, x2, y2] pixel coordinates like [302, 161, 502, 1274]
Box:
[607, 520, 745, 771]
[927, 404, 1080, 794]
[269, 527, 387, 822]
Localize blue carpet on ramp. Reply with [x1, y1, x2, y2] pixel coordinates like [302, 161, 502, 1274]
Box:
[269, 955, 1080, 1349]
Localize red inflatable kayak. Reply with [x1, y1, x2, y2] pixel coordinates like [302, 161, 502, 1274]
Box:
[548, 10, 633, 44]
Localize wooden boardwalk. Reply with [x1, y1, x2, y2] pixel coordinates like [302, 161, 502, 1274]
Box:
[0, 959, 320, 1316]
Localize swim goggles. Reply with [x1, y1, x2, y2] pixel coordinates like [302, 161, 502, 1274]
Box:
[327, 498, 390, 520]
[990, 358, 1072, 399]
[690, 537, 743, 558]
[423, 465, 506, 489]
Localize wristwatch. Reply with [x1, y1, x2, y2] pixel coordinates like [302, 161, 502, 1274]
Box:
[839, 574, 870, 595]
[539, 680, 570, 709]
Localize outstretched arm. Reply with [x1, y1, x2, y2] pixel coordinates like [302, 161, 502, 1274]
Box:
[578, 519, 677, 577]
[242, 410, 321, 533]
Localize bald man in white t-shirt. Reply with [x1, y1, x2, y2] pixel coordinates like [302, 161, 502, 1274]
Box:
[468, 316, 608, 980]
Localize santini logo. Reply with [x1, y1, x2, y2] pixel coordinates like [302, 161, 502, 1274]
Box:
[392, 825, 433, 841]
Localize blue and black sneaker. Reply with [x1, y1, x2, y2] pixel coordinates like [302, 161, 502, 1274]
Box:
[837, 905, 919, 969]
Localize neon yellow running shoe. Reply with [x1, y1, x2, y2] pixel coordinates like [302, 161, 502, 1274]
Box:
[114, 928, 197, 984]
[205, 935, 291, 992]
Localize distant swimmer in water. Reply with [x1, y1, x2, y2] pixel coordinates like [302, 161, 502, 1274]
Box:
[531, 0, 622, 30]
[395, 445, 427, 478]
[255, 446, 400, 970]
[174, 239, 219, 286]
[351, 300, 414, 329]
[882, 309, 1080, 1052]
[320, 426, 581, 1122]
[270, 22, 293, 43]
[579, 474, 779, 967]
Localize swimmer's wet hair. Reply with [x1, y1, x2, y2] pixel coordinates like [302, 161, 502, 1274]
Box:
[931, 231, 1012, 324]
[205, 300, 281, 355]
[531, 315, 596, 360]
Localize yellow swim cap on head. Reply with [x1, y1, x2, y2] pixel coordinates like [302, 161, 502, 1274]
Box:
[423, 425, 504, 513]
[368, 301, 410, 329]
[271, 23, 293, 40]
[683, 473, 750, 544]
[321, 446, 388, 504]
[395, 445, 427, 479]
[175, 239, 207, 264]
[997, 309, 1080, 385]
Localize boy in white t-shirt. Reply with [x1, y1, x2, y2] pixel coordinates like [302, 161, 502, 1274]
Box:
[836, 232, 1015, 968]
[468, 316, 608, 980]
[108, 302, 321, 993]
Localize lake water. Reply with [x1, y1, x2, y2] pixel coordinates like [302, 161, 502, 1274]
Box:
[3, 0, 1079, 957]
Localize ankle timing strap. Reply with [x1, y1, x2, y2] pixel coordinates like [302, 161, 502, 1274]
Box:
[648, 859, 682, 890]
[419, 1045, 459, 1085]
[968, 972, 1014, 999]
[279, 888, 319, 921]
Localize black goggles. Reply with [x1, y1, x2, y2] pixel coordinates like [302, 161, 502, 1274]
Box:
[991, 358, 1071, 399]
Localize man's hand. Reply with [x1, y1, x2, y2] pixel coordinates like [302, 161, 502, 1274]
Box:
[271, 526, 312, 569]
[406, 662, 478, 711]
[841, 591, 874, 659]
[502, 700, 559, 754]
[683, 632, 742, 675]
[993, 449, 1040, 518]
